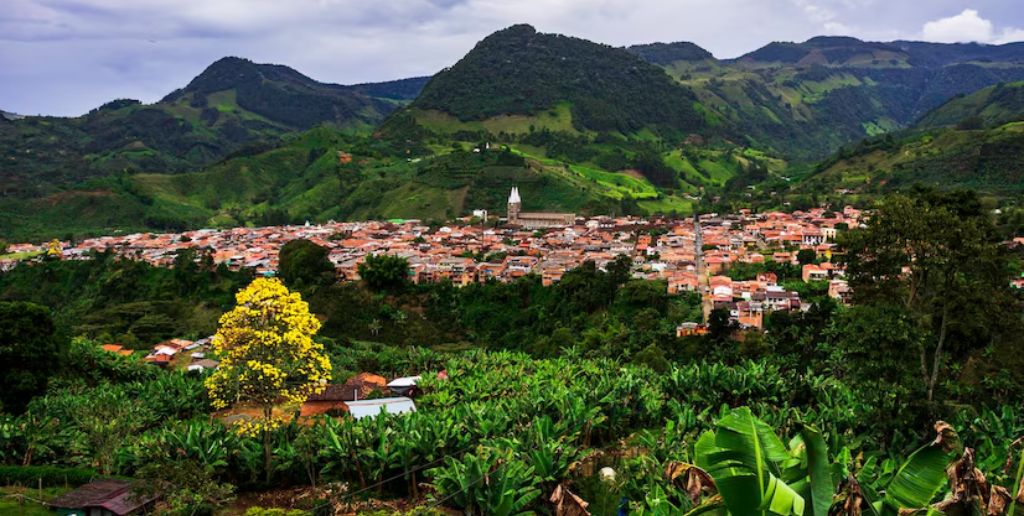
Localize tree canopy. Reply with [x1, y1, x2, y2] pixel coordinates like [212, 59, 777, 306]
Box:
[278, 239, 335, 289]
[0, 301, 66, 412]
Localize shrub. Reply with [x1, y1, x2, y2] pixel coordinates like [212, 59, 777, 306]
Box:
[0, 465, 97, 487]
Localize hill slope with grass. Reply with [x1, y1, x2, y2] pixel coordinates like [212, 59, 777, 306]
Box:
[799, 80, 1024, 196]
[915, 81, 1024, 129]
[0, 128, 656, 240]
[0, 57, 428, 198]
[629, 36, 1024, 160]
[800, 122, 1024, 196]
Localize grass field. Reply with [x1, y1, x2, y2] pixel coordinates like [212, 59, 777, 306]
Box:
[411, 102, 578, 135]
[0, 486, 71, 516]
[637, 195, 694, 214]
[0, 250, 44, 260]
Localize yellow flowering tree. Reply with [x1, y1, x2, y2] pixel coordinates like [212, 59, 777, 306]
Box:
[205, 277, 331, 483]
[46, 239, 62, 259]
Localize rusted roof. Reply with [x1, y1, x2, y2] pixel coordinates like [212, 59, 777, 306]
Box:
[49, 478, 157, 514]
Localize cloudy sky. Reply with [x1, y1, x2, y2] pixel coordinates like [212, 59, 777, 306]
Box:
[3, 0, 1024, 117]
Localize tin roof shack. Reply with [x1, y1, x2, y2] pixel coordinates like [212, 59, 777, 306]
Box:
[49, 479, 158, 516]
[346, 397, 416, 420]
[300, 372, 388, 417]
[387, 375, 422, 396]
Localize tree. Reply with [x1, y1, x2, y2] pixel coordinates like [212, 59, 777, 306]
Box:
[205, 278, 331, 483]
[840, 191, 1012, 402]
[0, 302, 66, 412]
[796, 249, 817, 265]
[632, 344, 669, 373]
[358, 254, 410, 292]
[707, 308, 736, 343]
[278, 239, 335, 289]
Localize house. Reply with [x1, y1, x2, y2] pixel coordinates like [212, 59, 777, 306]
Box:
[49, 479, 158, 516]
[186, 359, 219, 372]
[828, 280, 852, 305]
[802, 263, 829, 282]
[346, 397, 416, 419]
[149, 338, 193, 357]
[676, 322, 709, 337]
[100, 344, 134, 357]
[300, 372, 388, 417]
[387, 375, 422, 396]
[143, 354, 172, 367]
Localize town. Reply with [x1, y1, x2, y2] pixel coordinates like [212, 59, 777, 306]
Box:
[3, 189, 862, 331]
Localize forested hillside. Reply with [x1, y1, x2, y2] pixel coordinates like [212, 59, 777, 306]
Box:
[408, 24, 706, 136]
[801, 81, 1024, 195]
[631, 36, 1024, 160]
[7, 27, 1024, 240]
[0, 57, 427, 198]
[916, 81, 1024, 129]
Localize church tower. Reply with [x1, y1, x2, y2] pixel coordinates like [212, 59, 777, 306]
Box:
[507, 186, 521, 223]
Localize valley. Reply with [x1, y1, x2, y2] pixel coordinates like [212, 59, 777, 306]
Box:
[4, 15, 1024, 516]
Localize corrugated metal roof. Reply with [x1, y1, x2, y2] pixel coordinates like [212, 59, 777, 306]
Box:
[346, 397, 416, 419]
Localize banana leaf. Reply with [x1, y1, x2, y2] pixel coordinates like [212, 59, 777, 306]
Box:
[876, 442, 952, 515]
[696, 407, 806, 516]
[800, 424, 833, 516]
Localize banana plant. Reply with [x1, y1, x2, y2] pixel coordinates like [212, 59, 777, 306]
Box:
[429, 445, 541, 516]
[831, 421, 956, 516]
[690, 407, 836, 516]
[694, 407, 804, 515]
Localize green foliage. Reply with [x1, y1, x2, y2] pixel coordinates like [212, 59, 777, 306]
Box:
[0, 58, 418, 199]
[279, 239, 335, 289]
[358, 254, 410, 293]
[410, 24, 704, 136]
[0, 253, 251, 345]
[0, 465, 96, 487]
[0, 302, 65, 413]
[429, 447, 542, 515]
[917, 81, 1024, 130]
[840, 190, 1019, 401]
[806, 122, 1024, 195]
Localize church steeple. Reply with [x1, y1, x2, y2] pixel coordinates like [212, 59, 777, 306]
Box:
[507, 186, 521, 222]
[508, 186, 521, 204]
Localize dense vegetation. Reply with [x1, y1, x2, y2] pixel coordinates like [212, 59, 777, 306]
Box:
[803, 122, 1024, 195]
[0, 130, 665, 241]
[0, 57, 423, 198]
[3, 190, 1024, 513]
[915, 81, 1024, 129]
[635, 35, 1024, 160]
[411, 24, 705, 136]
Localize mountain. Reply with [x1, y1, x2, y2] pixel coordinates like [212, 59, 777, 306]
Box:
[0, 110, 23, 121]
[0, 57, 428, 198]
[630, 36, 1024, 160]
[915, 81, 1024, 129]
[801, 83, 1024, 196]
[734, 36, 910, 67]
[399, 24, 705, 136]
[9, 27, 1024, 241]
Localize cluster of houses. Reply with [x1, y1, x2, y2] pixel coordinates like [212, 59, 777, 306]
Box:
[11, 206, 858, 285]
[6, 193, 867, 334]
[101, 337, 219, 372]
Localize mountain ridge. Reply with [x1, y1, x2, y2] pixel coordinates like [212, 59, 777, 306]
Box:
[0, 57, 430, 198]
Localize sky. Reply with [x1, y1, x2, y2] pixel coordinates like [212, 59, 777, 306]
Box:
[3, 0, 1024, 117]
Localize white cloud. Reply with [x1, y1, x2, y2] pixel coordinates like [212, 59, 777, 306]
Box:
[995, 27, 1024, 44]
[922, 9, 993, 43]
[919, 8, 1024, 45]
